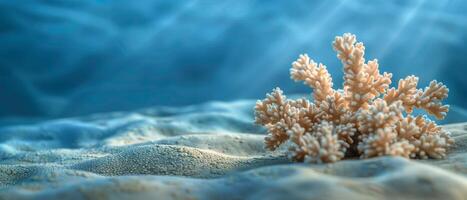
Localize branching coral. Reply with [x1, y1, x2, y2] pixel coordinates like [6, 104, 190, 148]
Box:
[254, 33, 454, 163]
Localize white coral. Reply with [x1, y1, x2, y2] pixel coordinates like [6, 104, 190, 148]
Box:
[255, 33, 453, 163]
[287, 121, 345, 163]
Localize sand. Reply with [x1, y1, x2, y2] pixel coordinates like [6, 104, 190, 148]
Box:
[0, 100, 466, 200]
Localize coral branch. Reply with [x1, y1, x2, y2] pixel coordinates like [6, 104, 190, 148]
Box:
[415, 81, 450, 119]
[255, 88, 323, 150]
[366, 59, 393, 98]
[264, 122, 289, 150]
[333, 34, 392, 112]
[358, 127, 414, 158]
[356, 99, 403, 135]
[384, 75, 419, 113]
[333, 33, 369, 111]
[395, 115, 421, 142]
[317, 91, 349, 124]
[254, 87, 287, 125]
[417, 133, 453, 159]
[290, 54, 335, 102]
[288, 121, 345, 163]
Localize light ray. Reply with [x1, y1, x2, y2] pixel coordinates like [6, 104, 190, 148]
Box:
[376, 0, 425, 59]
[238, 0, 349, 97]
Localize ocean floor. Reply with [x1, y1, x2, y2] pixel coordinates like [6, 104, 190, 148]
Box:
[0, 100, 466, 200]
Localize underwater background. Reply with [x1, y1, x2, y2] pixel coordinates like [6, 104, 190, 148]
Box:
[0, 0, 466, 123]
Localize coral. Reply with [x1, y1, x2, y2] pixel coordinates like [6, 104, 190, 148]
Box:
[254, 33, 453, 163]
[287, 121, 347, 163]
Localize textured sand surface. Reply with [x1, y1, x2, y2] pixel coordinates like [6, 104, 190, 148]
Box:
[0, 100, 466, 200]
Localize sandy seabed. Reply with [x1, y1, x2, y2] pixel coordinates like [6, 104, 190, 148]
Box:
[0, 100, 466, 200]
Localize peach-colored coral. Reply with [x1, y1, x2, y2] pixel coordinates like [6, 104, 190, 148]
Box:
[287, 121, 346, 163]
[254, 33, 453, 163]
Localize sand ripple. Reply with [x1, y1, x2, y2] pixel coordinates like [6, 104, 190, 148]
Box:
[0, 100, 466, 200]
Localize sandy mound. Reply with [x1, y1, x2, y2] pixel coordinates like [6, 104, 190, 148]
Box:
[0, 100, 466, 200]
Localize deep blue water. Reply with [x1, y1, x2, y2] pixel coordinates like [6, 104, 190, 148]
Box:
[0, 0, 466, 123]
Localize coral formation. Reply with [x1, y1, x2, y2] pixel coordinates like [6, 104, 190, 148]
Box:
[254, 33, 454, 163]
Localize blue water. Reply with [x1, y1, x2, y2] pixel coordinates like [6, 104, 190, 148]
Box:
[0, 0, 466, 123]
